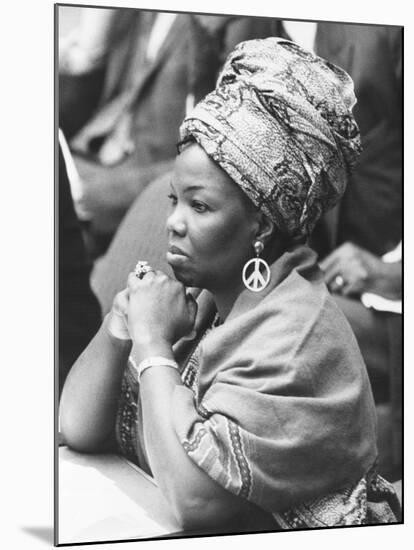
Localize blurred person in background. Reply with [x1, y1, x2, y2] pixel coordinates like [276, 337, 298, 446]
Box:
[59, 8, 193, 256]
[59, 7, 274, 258]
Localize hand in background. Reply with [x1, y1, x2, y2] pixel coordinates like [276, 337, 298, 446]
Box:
[320, 242, 401, 300]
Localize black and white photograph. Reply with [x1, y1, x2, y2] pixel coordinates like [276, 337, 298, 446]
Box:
[54, 2, 404, 545]
[4, 1, 410, 548]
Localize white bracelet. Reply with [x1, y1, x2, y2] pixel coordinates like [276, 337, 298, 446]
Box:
[129, 356, 179, 380]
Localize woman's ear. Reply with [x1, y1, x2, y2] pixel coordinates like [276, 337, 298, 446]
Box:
[254, 213, 275, 245]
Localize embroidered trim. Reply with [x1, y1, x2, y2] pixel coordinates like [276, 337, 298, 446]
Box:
[182, 426, 208, 453]
[227, 419, 252, 499]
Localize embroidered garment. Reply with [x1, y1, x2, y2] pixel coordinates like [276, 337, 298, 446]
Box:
[115, 245, 399, 527]
[273, 469, 400, 527]
[180, 37, 361, 239]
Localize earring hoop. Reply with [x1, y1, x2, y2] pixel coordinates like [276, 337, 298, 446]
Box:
[242, 240, 271, 292]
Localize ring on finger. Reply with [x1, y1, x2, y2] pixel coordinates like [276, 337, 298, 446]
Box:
[334, 274, 345, 288]
[134, 260, 154, 280]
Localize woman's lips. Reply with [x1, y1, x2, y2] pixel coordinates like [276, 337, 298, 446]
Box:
[168, 245, 188, 256]
[166, 245, 189, 266]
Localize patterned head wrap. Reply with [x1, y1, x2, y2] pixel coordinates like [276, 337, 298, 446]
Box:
[180, 37, 362, 239]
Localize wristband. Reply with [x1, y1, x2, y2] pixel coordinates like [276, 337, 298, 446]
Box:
[129, 356, 179, 380]
[105, 310, 131, 341]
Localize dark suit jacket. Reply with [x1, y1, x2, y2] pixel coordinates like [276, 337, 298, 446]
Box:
[70, 10, 192, 164]
[312, 23, 402, 257]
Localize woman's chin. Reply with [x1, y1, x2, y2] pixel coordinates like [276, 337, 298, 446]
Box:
[170, 264, 197, 287]
[167, 253, 195, 285]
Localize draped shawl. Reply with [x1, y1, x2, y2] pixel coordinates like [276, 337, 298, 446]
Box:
[172, 245, 378, 515]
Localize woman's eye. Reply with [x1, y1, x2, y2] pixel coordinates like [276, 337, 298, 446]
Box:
[192, 200, 208, 213]
[167, 193, 177, 205]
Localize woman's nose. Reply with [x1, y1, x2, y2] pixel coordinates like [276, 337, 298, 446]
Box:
[166, 207, 187, 236]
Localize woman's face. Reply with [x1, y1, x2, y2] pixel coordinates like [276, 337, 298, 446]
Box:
[166, 143, 260, 291]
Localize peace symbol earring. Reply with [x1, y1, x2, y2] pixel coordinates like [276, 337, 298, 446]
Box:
[242, 240, 271, 292]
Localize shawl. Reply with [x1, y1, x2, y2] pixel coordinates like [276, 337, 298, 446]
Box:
[180, 37, 362, 239]
[171, 245, 378, 515]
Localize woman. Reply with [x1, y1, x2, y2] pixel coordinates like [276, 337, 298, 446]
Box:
[60, 38, 400, 531]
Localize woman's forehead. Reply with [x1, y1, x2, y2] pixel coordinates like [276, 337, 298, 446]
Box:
[173, 143, 238, 197]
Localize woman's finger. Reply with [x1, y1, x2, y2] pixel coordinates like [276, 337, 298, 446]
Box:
[127, 272, 139, 289]
[151, 269, 167, 278]
[127, 269, 156, 291]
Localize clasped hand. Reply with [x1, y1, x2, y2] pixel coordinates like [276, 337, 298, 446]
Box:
[111, 271, 197, 347]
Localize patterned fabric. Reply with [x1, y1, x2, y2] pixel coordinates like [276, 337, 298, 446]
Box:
[115, 363, 150, 473]
[273, 469, 400, 528]
[180, 37, 362, 239]
[115, 317, 400, 528]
